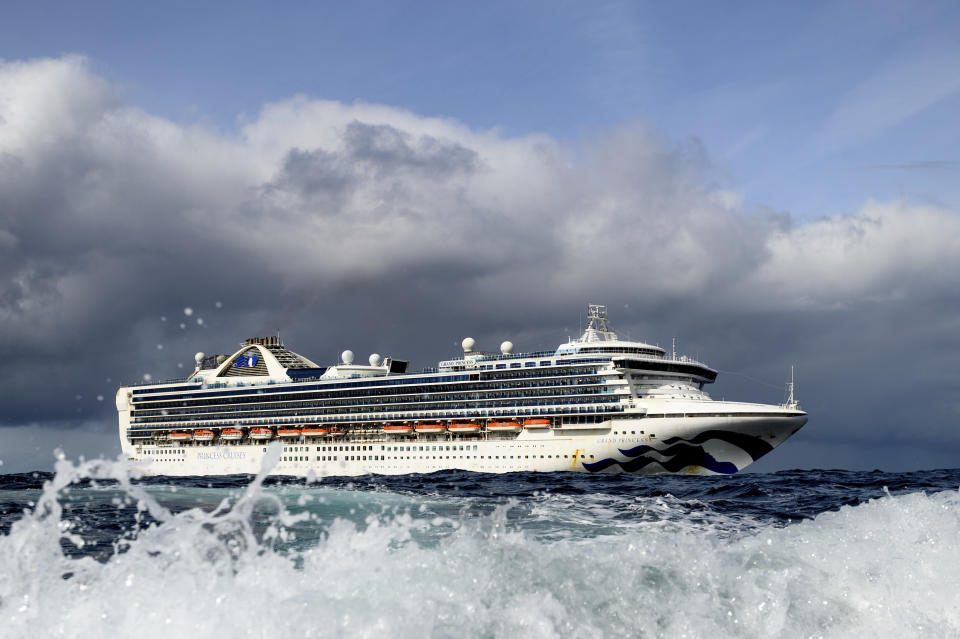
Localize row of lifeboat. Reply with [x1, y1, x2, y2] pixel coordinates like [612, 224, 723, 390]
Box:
[162, 419, 551, 442]
[383, 418, 551, 436]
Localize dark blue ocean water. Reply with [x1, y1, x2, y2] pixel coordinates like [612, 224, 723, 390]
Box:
[1, 462, 958, 637]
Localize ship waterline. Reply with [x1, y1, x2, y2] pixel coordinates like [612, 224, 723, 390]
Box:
[118, 305, 806, 476]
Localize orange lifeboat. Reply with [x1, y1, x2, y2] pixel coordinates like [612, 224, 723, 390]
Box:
[415, 423, 447, 434]
[277, 428, 302, 438]
[193, 429, 215, 442]
[523, 418, 552, 429]
[383, 424, 414, 436]
[168, 431, 193, 441]
[487, 421, 522, 433]
[301, 426, 329, 436]
[448, 422, 481, 434]
[220, 428, 244, 441]
[249, 427, 274, 440]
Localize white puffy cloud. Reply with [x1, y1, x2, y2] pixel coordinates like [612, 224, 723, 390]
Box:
[4, 55, 956, 323]
[747, 201, 960, 309]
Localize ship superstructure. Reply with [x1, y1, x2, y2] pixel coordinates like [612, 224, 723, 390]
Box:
[117, 305, 807, 476]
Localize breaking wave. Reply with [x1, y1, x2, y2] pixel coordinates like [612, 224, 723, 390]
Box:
[1, 451, 959, 637]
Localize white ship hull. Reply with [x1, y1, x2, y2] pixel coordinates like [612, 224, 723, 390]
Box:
[123, 409, 806, 477]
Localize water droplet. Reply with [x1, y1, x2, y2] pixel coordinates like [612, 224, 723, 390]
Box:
[156, 344, 164, 350]
[160, 315, 167, 322]
[196, 317, 204, 326]
[142, 373, 152, 382]
[179, 323, 186, 329]
[183, 307, 194, 316]
[75, 394, 82, 400]
[215, 301, 222, 308]
[96, 395, 104, 402]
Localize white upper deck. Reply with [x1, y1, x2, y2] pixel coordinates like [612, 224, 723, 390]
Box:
[139, 304, 710, 390]
[435, 304, 677, 371]
[554, 304, 665, 358]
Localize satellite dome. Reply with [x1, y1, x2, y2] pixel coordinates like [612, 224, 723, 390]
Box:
[369, 353, 382, 366]
[341, 350, 355, 365]
[461, 337, 476, 353]
[194, 352, 205, 363]
[216, 354, 227, 364]
[500, 341, 514, 355]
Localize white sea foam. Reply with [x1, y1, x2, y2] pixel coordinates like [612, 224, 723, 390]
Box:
[1, 458, 959, 638]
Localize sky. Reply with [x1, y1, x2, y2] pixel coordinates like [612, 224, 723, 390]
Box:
[0, 0, 958, 473]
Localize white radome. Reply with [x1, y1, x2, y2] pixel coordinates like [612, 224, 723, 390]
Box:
[194, 352, 205, 363]
[500, 341, 514, 355]
[341, 350, 355, 365]
[369, 353, 381, 366]
[462, 337, 476, 353]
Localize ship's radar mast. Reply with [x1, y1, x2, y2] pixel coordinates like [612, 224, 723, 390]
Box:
[580, 304, 618, 342]
[587, 304, 608, 330]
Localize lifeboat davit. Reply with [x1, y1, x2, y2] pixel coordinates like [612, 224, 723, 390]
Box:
[301, 427, 329, 436]
[220, 428, 243, 441]
[487, 421, 522, 433]
[249, 427, 274, 440]
[168, 431, 193, 441]
[415, 423, 446, 434]
[383, 424, 414, 436]
[277, 428, 302, 438]
[448, 422, 481, 434]
[193, 429, 215, 442]
[523, 418, 552, 429]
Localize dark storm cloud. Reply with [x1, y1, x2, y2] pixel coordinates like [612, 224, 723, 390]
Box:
[1, 56, 958, 472]
[341, 121, 479, 176]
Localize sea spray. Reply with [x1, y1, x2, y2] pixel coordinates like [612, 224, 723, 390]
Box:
[1, 461, 959, 637]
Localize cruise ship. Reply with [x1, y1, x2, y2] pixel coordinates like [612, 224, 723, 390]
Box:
[117, 305, 807, 476]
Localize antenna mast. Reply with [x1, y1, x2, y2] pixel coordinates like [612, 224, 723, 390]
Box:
[784, 365, 798, 409]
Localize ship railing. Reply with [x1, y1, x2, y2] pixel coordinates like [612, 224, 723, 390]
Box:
[124, 376, 199, 388]
[129, 396, 625, 424]
[126, 402, 626, 434]
[671, 354, 710, 367]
